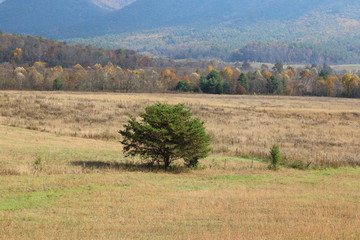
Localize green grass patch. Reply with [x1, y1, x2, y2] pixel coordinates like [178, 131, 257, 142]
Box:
[0, 192, 60, 211]
[0, 183, 132, 211]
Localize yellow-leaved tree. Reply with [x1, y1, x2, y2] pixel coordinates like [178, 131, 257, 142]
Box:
[342, 73, 360, 96]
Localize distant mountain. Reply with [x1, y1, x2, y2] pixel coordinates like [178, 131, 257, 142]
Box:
[0, 0, 107, 36]
[1, 0, 360, 63]
[56, 0, 358, 38]
[60, 0, 360, 63]
[91, 0, 136, 11]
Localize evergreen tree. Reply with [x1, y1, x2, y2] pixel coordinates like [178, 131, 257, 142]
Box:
[53, 78, 63, 90]
[201, 70, 224, 94]
[119, 103, 211, 170]
[266, 76, 281, 94]
[238, 73, 249, 92]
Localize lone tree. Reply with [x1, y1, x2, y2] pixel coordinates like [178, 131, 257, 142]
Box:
[119, 103, 211, 170]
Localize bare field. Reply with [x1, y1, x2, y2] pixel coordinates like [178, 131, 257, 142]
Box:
[1, 91, 360, 167]
[0, 125, 360, 240]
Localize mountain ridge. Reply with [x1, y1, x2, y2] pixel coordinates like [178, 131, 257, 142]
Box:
[0, 0, 359, 63]
[0, 0, 108, 36]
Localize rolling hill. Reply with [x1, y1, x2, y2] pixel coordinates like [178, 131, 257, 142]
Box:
[63, 0, 360, 63]
[0, 0, 360, 63]
[54, 0, 359, 37]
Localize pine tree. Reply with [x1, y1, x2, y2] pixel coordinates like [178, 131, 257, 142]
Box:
[119, 103, 211, 170]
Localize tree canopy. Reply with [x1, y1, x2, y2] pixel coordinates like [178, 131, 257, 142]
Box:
[119, 103, 211, 169]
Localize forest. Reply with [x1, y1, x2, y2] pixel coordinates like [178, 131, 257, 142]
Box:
[1, 33, 360, 98]
[0, 33, 174, 69]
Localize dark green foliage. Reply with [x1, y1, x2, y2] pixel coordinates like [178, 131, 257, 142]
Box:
[207, 70, 223, 94]
[119, 103, 211, 170]
[266, 76, 281, 94]
[185, 157, 199, 168]
[175, 80, 193, 92]
[53, 78, 63, 90]
[319, 63, 333, 79]
[238, 73, 249, 92]
[200, 70, 224, 94]
[199, 75, 208, 93]
[223, 83, 231, 94]
[269, 145, 281, 170]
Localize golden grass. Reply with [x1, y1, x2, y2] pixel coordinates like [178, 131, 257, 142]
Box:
[0, 125, 360, 239]
[1, 91, 359, 167]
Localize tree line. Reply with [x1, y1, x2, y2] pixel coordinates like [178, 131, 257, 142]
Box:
[0, 33, 171, 69]
[176, 63, 360, 98]
[1, 33, 359, 97]
[1, 58, 360, 98]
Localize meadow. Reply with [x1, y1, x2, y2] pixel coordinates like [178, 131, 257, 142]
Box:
[0, 91, 360, 239]
[1, 91, 360, 168]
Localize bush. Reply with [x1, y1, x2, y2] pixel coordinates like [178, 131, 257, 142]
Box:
[33, 156, 44, 172]
[269, 144, 281, 170]
[119, 103, 211, 170]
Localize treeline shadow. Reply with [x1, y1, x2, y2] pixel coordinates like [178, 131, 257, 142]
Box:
[71, 161, 187, 174]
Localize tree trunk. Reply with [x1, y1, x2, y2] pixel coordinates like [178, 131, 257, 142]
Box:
[164, 156, 170, 170]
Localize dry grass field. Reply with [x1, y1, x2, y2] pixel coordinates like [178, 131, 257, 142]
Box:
[1, 91, 360, 168]
[1, 125, 360, 240]
[0, 91, 360, 239]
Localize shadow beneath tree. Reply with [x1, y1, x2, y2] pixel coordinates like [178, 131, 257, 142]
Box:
[71, 160, 187, 173]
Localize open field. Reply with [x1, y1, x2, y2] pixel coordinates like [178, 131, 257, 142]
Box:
[1, 125, 360, 239]
[1, 91, 360, 168]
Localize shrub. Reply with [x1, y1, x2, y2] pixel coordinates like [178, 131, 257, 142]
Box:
[269, 144, 281, 170]
[119, 103, 211, 170]
[33, 156, 44, 172]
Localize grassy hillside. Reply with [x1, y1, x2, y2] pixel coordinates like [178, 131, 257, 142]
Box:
[1, 124, 360, 239]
